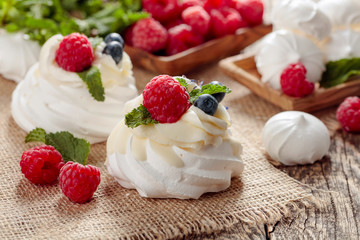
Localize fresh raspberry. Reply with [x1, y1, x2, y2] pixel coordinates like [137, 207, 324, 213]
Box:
[142, 0, 181, 23]
[166, 24, 204, 55]
[336, 96, 360, 132]
[20, 145, 65, 184]
[59, 162, 101, 203]
[126, 18, 168, 52]
[164, 19, 183, 30]
[182, 6, 211, 36]
[235, 0, 263, 27]
[181, 0, 204, 11]
[280, 62, 315, 98]
[143, 75, 191, 123]
[203, 0, 224, 12]
[210, 7, 247, 38]
[55, 33, 94, 72]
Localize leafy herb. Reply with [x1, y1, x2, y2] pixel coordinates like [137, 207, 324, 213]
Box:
[189, 83, 231, 103]
[320, 58, 360, 88]
[174, 76, 189, 88]
[25, 128, 91, 165]
[89, 36, 103, 50]
[77, 66, 105, 102]
[125, 104, 159, 128]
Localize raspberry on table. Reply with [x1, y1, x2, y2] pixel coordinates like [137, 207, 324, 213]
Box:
[166, 24, 204, 55]
[181, 0, 204, 11]
[280, 62, 315, 98]
[59, 162, 101, 203]
[143, 75, 191, 123]
[182, 6, 211, 36]
[126, 18, 168, 53]
[142, 0, 181, 23]
[204, 0, 224, 12]
[55, 33, 94, 72]
[336, 96, 360, 132]
[20, 145, 65, 184]
[234, 0, 264, 27]
[210, 7, 247, 38]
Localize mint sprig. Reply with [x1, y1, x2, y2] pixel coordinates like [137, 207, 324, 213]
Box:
[189, 83, 231, 104]
[77, 66, 105, 102]
[320, 58, 360, 88]
[174, 76, 189, 88]
[25, 128, 90, 165]
[125, 105, 159, 128]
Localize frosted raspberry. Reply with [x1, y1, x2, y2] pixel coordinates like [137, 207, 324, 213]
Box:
[210, 7, 247, 38]
[280, 62, 314, 98]
[181, 0, 204, 11]
[166, 24, 204, 55]
[125, 18, 168, 53]
[204, 0, 224, 12]
[336, 96, 360, 132]
[164, 19, 183, 30]
[235, 0, 263, 26]
[20, 145, 65, 184]
[59, 162, 101, 203]
[143, 75, 191, 123]
[182, 6, 211, 36]
[55, 33, 94, 72]
[142, 0, 181, 23]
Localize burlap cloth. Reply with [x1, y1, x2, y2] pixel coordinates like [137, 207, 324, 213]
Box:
[0, 64, 331, 239]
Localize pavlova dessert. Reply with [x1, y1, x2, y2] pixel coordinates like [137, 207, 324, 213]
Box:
[12, 32, 137, 144]
[106, 75, 244, 199]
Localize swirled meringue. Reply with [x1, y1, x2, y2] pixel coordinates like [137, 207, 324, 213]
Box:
[271, 0, 331, 41]
[11, 34, 137, 144]
[0, 30, 40, 82]
[255, 30, 325, 90]
[106, 95, 244, 199]
[324, 29, 360, 61]
[261, 111, 330, 166]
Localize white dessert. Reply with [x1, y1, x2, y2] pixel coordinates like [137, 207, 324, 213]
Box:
[255, 30, 325, 90]
[318, 0, 360, 30]
[324, 29, 360, 61]
[11, 34, 137, 144]
[0, 30, 40, 82]
[106, 95, 244, 199]
[271, 0, 331, 41]
[261, 111, 330, 166]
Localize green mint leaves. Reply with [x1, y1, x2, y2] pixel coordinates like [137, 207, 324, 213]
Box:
[188, 83, 231, 104]
[25, 128, 91, 165]
[320, 58, 360, 88]
[174, 76, 189, 88]
[77, 66, 105, 102]
[89, 37, 103, 50]
[125, 105, 159, 128]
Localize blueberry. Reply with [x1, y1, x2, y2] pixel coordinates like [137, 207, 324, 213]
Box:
[209, 81, 225, 103]
[103, 41, 123, 64]
[104, 33, 124, 47]
[194, 94, 218, 116]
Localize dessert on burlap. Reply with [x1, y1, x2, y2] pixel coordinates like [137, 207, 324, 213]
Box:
[0, 65, 319, 239]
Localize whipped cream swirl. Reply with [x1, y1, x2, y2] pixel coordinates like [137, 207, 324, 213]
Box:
[106, 96, 244, 199]
[0, 30, 40, 82]
[11, 34, 137, 144]
[325, 29, 360, 61]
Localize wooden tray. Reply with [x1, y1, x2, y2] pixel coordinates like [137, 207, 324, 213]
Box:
[219, 54, 360, 112]
[124, 25, 272, 75]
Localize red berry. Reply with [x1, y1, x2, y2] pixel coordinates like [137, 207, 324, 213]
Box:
[59, 162, 101, 203]
[235, 0, 263, 27]
[336, 96, 360, 132]
[126, 18, 168, 53]
[142, 0, 181, 23]
[143, 75, 191, 123]
[182, 6, 211, 36]
[166, 24, 204, 55]
[164, 18, 183, 30]
[181, 0, 204, 11]
[280, 62, 315, 98]
[55, 33, 94, 72]
[210, 7, 247, 38]
[20, 145, 65, 184]
[204, 0, 224, 12]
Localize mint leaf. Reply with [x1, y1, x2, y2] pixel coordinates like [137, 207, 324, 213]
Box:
[174, 76, 189, 89]
[125, 105, 159, 128]
[25, 128, 46, 143]
[189, 83, 231, 103]
[320, 58, 360, 88]
[89, 37, 103, 50]
[45, 132, 90, 165]
[77, 66, 105, 102]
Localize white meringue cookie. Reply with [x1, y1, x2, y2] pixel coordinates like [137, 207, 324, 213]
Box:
[261, 111, 330, 166]
[0, 30, 40, 82]
[271, 0, 331, 40]
[318, 0, 360, 29]
[11, 34, 137, 144]
[255, 30, 325, 89]
[324, 29, 360, 61]
[106, 95, 244, 199]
